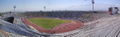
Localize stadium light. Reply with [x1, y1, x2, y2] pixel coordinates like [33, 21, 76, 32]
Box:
[44, 6, 46, 11]
[13, 5, 16, 12]
[91, 0, 95, 12]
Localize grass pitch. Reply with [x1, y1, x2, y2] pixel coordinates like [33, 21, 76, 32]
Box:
[28, 18, 71, 29]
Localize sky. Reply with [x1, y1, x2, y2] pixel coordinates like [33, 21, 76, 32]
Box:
[0, 0, 120, 12]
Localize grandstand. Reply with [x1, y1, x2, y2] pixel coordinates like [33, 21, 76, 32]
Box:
[19, 11, 104, 22]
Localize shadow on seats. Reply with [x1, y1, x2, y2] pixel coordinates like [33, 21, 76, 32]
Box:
[3, 17, 14, 23]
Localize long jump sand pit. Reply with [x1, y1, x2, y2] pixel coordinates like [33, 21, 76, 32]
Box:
[22, 17, 84, 34]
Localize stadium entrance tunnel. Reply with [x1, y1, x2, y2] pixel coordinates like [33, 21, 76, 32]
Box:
[3, 17, 14, 23]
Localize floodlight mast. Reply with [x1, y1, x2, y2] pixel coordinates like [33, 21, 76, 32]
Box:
[92, 0, 95, 12]
[44, 6, 46, 11]
[13, 5, 16, 12]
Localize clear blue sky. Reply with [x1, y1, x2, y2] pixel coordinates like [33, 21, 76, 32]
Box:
[0, 0, 120, 12]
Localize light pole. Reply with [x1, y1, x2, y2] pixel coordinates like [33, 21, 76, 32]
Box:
[44, 6, 46, 11]
[91, 0, 95, 12]
[13, 5, 16, 12]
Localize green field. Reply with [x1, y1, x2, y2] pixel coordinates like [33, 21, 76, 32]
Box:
[28, 18, 71, 29]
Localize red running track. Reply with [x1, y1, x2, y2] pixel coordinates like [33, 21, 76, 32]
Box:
[22, 18, 84, 34]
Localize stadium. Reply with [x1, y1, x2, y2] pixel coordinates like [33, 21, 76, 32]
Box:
[21, 11, 87, 34]
[0, 0, 120, 37]
[17, 11, 104, 36]
[1, 10, 120, 37]
[0, 11, 105, 37]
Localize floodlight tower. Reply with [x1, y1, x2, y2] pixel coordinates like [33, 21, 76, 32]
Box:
[13, 5, 16, 12]
[91, 0, 95, 12]
[44, 6, 46, 11]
